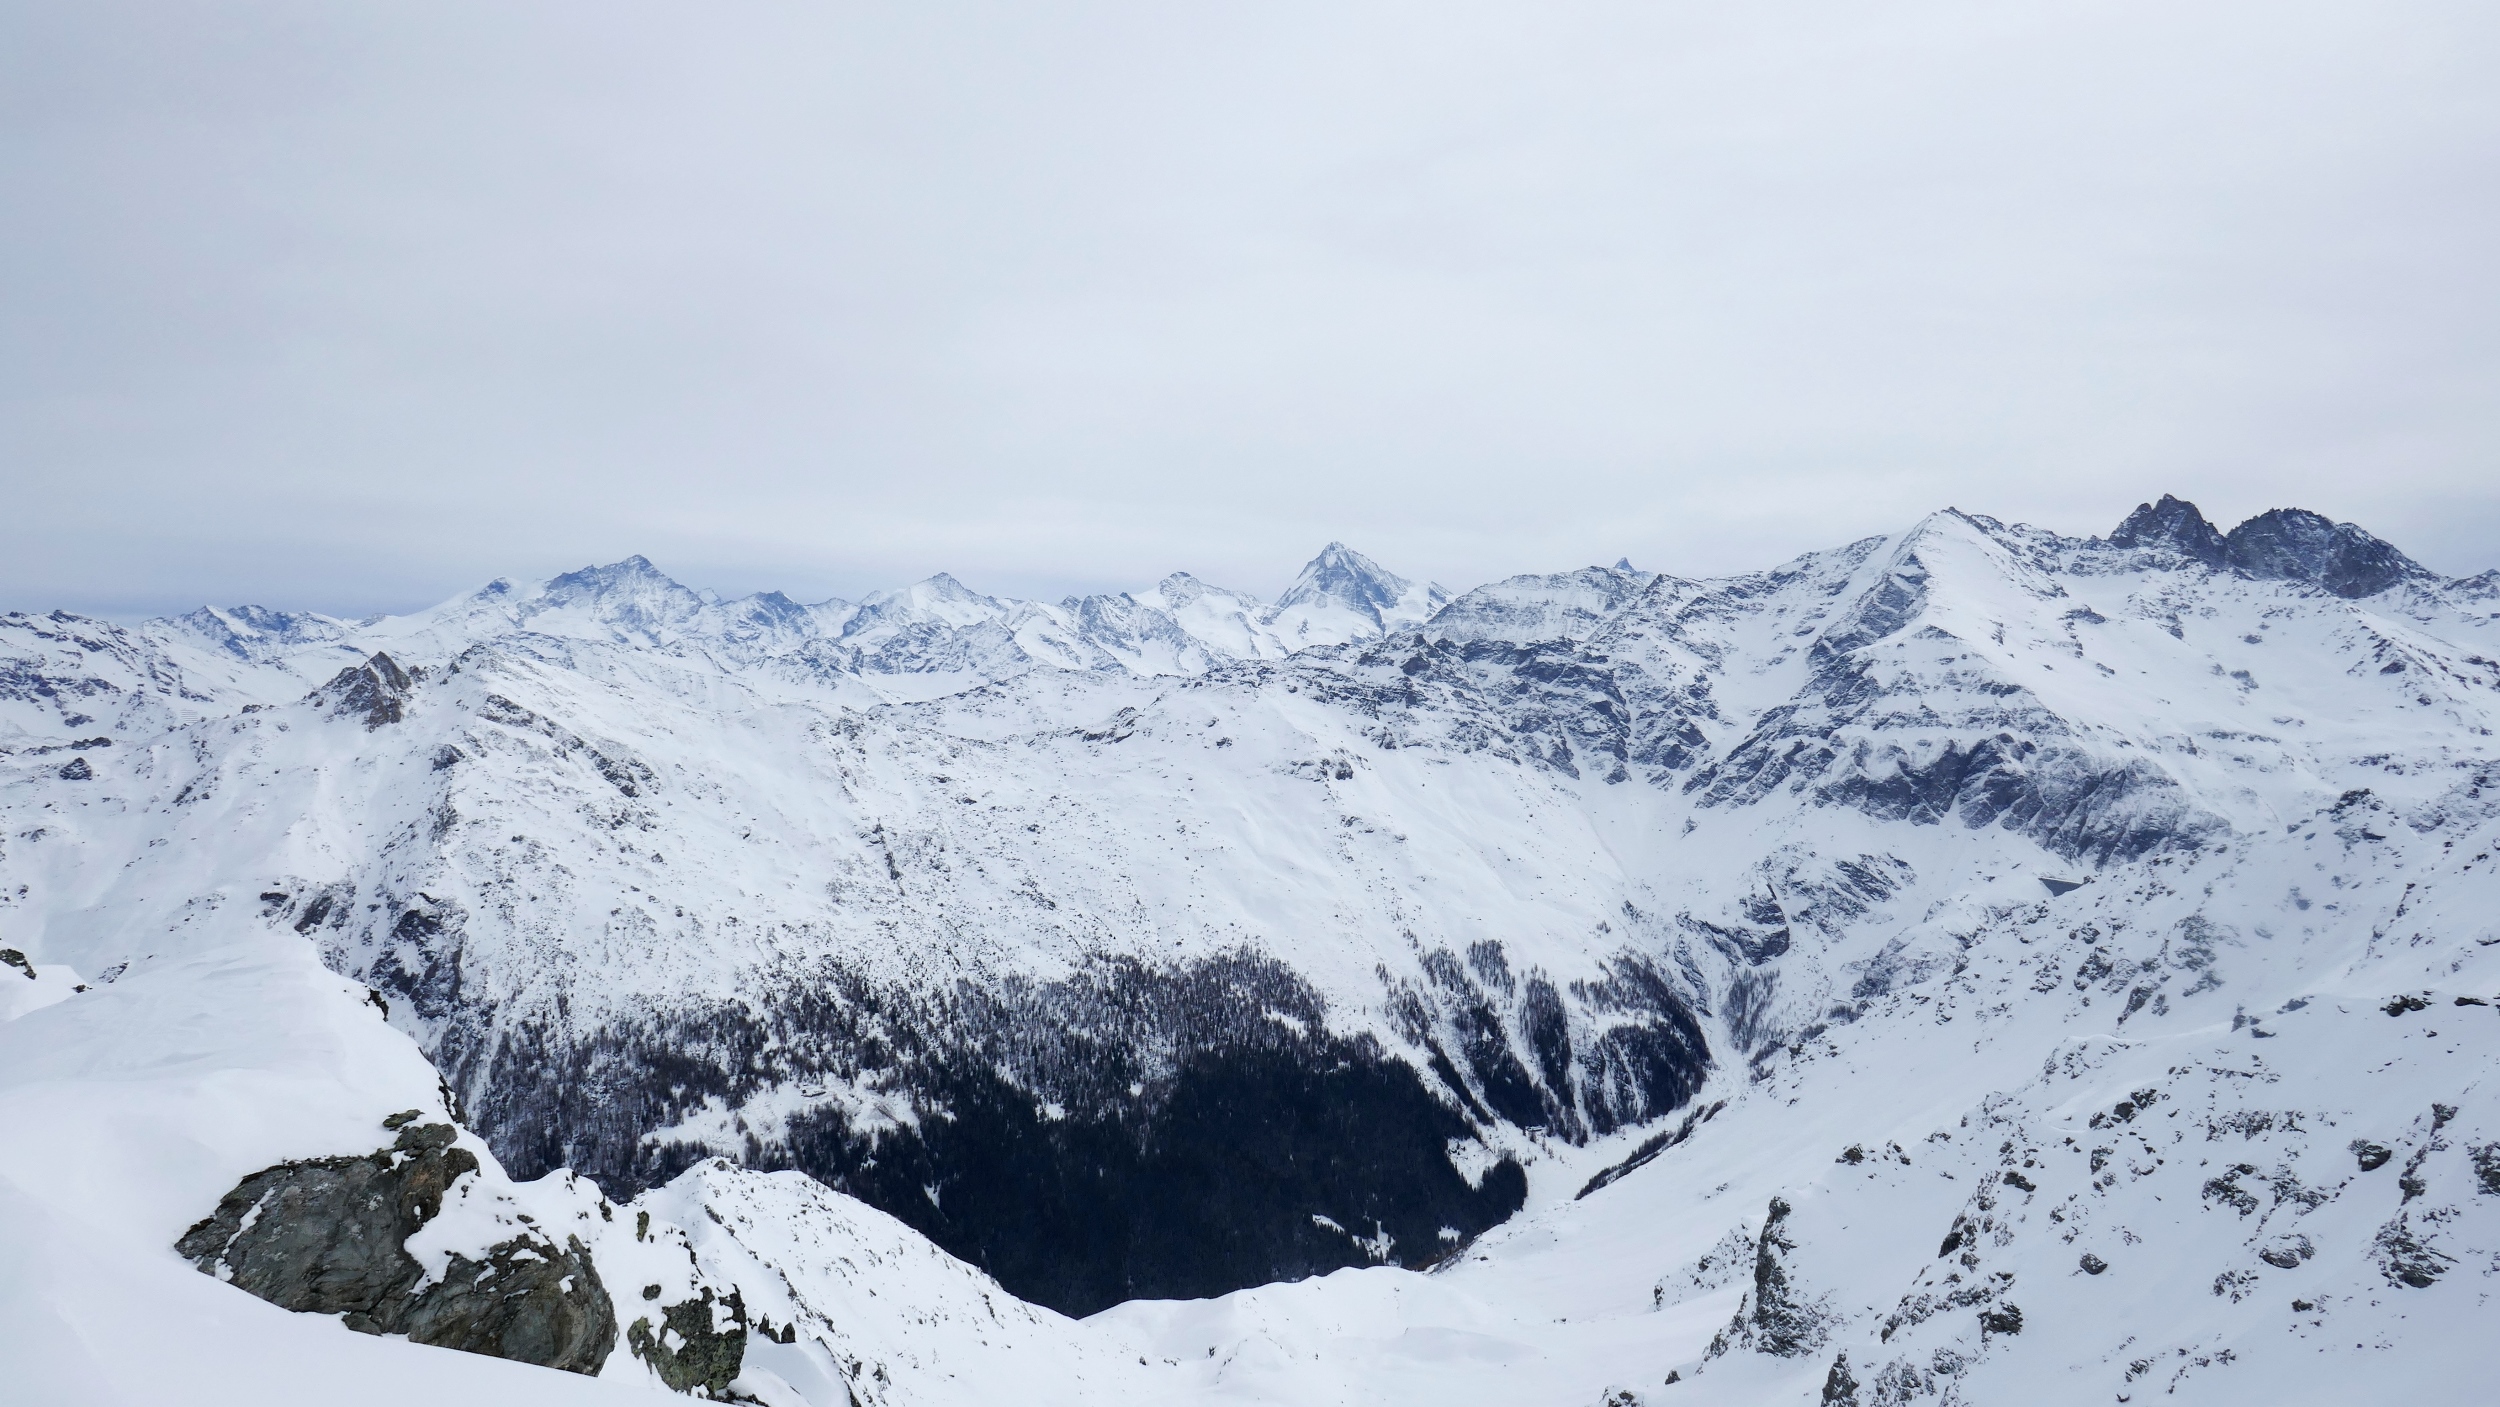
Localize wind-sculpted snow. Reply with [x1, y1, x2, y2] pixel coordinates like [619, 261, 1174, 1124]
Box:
[5, 497, 2500, 1403]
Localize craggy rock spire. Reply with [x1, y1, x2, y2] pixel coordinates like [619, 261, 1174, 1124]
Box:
[2107, 494, 2227, 565]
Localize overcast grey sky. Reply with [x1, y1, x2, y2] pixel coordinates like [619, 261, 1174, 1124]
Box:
[3, 1, 2494, 617]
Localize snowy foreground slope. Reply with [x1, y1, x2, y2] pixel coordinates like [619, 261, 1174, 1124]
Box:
[4, 498, 2499, 1405]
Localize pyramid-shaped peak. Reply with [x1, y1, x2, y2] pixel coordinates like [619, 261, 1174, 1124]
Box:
[2109, 494, 2227, 565]
[908, 571, 990, 600]
[542, 554, 690, 600]
[1276, 542, 1413, 614]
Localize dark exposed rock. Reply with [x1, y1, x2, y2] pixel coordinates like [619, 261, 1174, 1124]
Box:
[381, 1235, 615, 1373]
[2371, 1214, 2455, 1288]
[2470, 1143, 2500, 1197]
[1819, 1350, 1861, 1406]
[2201, 1166, 2261, 1216]
[318, 652, 414, 728]
[1709, 1196, 1828, 1358]
[2108, 495, 2227, 565]
[2223, 509, 2424, 599]
[627, 1286, 747, 1396]
[174, 1121, 615, 1374]
[0, 947, 32, 980]
[1977, 1302, 2023, 1336]
[2258, 1234, 2315, 1270]
[2352, 1140, 2394, 1172]
[2078, 1252, 2107, 1275]
[56, 756, 93, 781]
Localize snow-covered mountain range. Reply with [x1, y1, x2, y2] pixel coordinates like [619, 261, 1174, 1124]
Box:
[4, 497, 2497, 1406]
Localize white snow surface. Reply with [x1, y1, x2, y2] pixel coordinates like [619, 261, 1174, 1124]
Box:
[4, 507, 2499, 1404]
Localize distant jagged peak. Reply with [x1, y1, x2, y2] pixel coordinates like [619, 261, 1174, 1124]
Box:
[870, 569, 995, 602]
[2108, 494, 2228, 565]
[2221, 507, 2427, 599]
[842, 571, 1016, 638]
[2105, 496, 2430, 598]
[1425, 564, 1664, 647]
[1148, 570, 1263, 611]
[155, 603, 351, 661]
[1274, 542, 1411, 615]
[538, 553, 698, 606]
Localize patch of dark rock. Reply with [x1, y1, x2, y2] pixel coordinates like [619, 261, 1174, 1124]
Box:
[173, 1120, 614, 1374]
[1977, 1303, 2023, 1337]
[2352, 1140, 2394, 1172]
[56, 756, 92, 781]
[2201, 1166, 2262, 1217]
[628, 1285, 747, 1396]
[1820, 1351, 1861, 1406]
[2108, 495, 2228, 564]
[318, 652, 414, 729]
[2002, 1170, 2036, 1192]
[2222, 508, 2423, 598]
[1714, 1196, 1827, 1358]
[2470, 1144, 2500, 1197]
[2371, 1215, 2454, 1288]
[292, 888, 346, 935]
[0, 947, 32, 980]
[2078, 1253, 2107, 1275]
[2383, 993, 2431, 1016]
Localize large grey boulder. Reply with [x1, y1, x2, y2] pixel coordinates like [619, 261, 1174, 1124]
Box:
[175, 1116, 616, 1375]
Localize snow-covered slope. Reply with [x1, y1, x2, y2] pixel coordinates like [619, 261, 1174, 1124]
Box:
[3, 495, 2496, 1405]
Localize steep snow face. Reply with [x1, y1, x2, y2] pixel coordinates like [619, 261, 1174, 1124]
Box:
[4, 496, 2498, 1404]
[1136, 572, 1275, 659]
[1421, 565, 1665, 647]
[1264, 541, 1451, 649]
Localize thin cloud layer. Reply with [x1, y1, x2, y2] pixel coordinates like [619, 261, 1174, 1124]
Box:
[2, 0, 2495, 617]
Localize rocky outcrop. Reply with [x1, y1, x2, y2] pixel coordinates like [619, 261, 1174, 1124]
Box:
[2108, 494, 2228, 565]
[626, 1285, 748, 1397]
[174, 1116, 616, 1375]
[1706, 1196, 1831, 1359]
[317, 652, 413, 728]
[2223, 508, 2423, 598]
